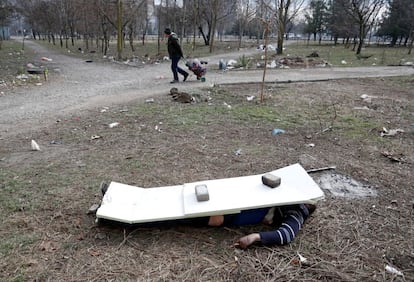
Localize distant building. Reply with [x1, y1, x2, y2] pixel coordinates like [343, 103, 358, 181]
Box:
[0, 26, 11, 39]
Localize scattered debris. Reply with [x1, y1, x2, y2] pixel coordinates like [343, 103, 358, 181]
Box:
[307, 51, 319, 58]
[88, 204, 100, 214]
[246, 95, 255, 101]
[94, 233, 106, 240]
[31, 140, 40, 151]
[353, 106, 371, 110]
[108, 122, 119, 128]
[267, 60, 277, 68]
[100, 107, 109, 113]
[219, 59, 227, 70]
[145, 98, 154, 103]
[292, 252, 311, 267]
[381, 151, 405, 163]
[268, 45, 276, 51]
[227, 59, 237, 66]
[385, 265, 404, 277]
[27, 67, 44, 74]
[41, 57, 53, 62]
[272, 128, 285, 135]
[360, 94, 377, 103]
[297, 253, 308, 264]
[223, 102, 232, 109]
[341, 60, 347, 65]
[399, 59, 413, 66]
[279, 57, 304, 66]
[91, 135, 102, 140]
[380, 127, 404, 137]
[356, 54, 373, 60]
[235, 149, 242, 156]
[16, 74, 29, 80]
[314, 61, 331, 67]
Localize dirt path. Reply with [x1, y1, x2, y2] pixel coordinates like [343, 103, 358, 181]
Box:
[1, 39, 413, 138]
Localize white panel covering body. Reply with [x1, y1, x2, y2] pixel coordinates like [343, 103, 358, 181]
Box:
[96, 163, 324, 224]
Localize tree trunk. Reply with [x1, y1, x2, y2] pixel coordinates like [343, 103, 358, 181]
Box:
[356, 27, 365, 55]
[209, 13, 217, 53]
[117, 0, 123, 60]
[260, 22, 270, 103]
[84, 34, 89, 51]
[276, 0, 287, 55]
[128, 25, 135, 52]
[199, 26, 209, 45]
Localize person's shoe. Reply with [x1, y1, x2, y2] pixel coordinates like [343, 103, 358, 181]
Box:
[100, 181, 109, 196]
[170, 80, 179, 84]
[183, 73, 189, 82]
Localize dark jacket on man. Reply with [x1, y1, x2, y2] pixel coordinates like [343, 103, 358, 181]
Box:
[167, 33, 183, 59]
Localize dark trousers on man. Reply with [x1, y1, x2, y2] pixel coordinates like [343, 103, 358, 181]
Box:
[171, 56, 188, 81]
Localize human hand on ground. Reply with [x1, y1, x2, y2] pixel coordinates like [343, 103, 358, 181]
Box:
[234, 233, 260, 249]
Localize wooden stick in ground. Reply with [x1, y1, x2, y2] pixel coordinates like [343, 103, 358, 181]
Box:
[306, 166, 336, 173]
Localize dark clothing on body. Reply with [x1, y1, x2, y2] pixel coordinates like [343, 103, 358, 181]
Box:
[181, 204, 311, 246]
[223, 204, 311, 246]
[166, 32, 188, 82]
[167, 32, 184, 58]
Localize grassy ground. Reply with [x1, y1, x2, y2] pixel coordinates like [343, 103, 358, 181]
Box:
[0, 40, 37, 89]
[31, 36, 414, 68]
[32, 36, 256, 63]
[1, 37, 413, 281]
[282, 40, 414, 67]
[1, 75, 413, 281]
[3, 36, 411, 91]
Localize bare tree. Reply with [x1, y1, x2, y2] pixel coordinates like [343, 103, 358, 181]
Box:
[236, 0, 256, 49]
[259, 0, 305, 55]
[342, 0, 384, 55]
[197, 0, 236, 51]
[275, 0, 305, 54]
[97, 0, 146, 59]
[0, 0, 14, 47]
[327, 0, 358, 46]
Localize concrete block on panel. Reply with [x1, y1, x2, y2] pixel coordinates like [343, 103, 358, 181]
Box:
[195, 184, 209, 201]
[262, 173, 281, 188]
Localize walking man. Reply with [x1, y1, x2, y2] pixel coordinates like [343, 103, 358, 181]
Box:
[164, 28, 188, 83]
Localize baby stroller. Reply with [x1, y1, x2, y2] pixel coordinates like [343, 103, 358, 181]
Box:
[185, 59, 207, 81]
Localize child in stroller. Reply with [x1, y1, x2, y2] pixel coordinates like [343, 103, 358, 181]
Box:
[185, 58, 207, 81]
